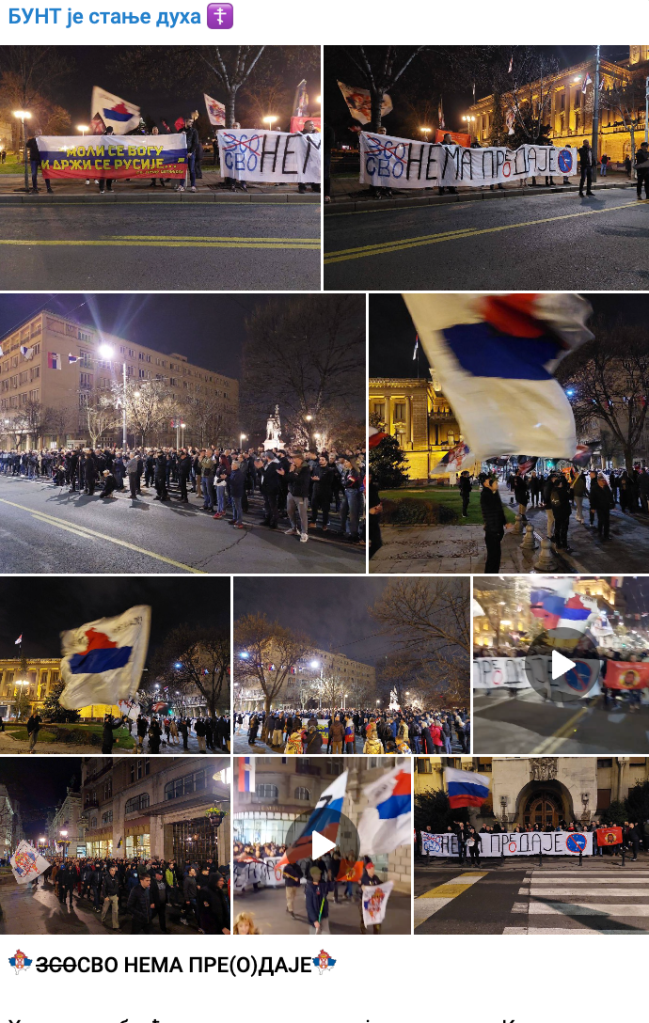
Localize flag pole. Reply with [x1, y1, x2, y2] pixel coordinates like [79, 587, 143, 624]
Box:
[591, 45, 601, 183]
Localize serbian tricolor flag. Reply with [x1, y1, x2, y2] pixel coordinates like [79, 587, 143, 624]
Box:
[238, 757, 256, 793]
[404, 294, 593, 463]
[59, 605, 151, 710]
[15, 634, 22, 645]
[445, 766, 490, 809]
[358, 762, 411, 855]
[597, 826, 623, 846]
[530, 579, 596, 632]
[582, 72, 593, 94]
[368, 426, 390, 449]
[276, 771, 347, 866]
[431, 440, 471, 474]
[91, 86, 140, 134]
[48, 352, 62, 370]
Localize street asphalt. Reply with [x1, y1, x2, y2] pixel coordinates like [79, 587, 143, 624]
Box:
[324, 187, 649, 290]
[233, 884, 411, 934]
[0, 475, 363, 574]
[0, 203, 321, 290]
[473, 690, 649, 754]
[414, 859, 649, 934]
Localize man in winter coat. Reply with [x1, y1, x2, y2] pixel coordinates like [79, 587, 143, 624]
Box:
[285, 453, 311, 541]
[100, 866, 121, 930]
[595, 475, 615, 540]
[458, 471, 472, 517]
[480, 476, 508, 573]
[127, 875, 153, 934]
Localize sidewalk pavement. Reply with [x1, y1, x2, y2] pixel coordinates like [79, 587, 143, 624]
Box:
[326, 171, 635, 212]
[0, 170, 321, 204]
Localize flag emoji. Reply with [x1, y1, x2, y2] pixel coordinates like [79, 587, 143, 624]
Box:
[404, 293, 593, 462]
[48, 353, 62, 370]
[445, 766, 491, 808]
[59, 605, 151, 710]
[238, 757, 256, 793]
[358, 762, 411, 856]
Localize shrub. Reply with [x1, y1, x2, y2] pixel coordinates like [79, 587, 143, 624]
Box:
[381, 498, 460, 526]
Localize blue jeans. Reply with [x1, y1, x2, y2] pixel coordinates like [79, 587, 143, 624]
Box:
[216, 486, 226, 513]
[188, 153, 196, 187]
[413, 736, 422, 753]
[202, 477, 215, 510]
[443, 735, 452, 754]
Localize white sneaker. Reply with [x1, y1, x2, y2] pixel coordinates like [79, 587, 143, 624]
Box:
[285, 527, 298, 535]
[300, 532, 308, 543]
[85, 179, 90, 185]
[190, 186, 196, 192]
[176, 185, 185, 192]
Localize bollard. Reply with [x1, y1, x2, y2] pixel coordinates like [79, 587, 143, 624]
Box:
[538, 848, 543, 868]
[537, 535, 559, 571]
[621, 844, 626, 866]
[520, 523, 538, 551]
[512, 512, 524, 535]
[579, 850, 583, 868]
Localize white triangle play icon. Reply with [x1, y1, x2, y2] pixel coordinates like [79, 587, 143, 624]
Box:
[551, 649, 576, 680]
[312, 830, 336, 859]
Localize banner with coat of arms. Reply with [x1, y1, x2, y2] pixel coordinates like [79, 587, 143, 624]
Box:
[361, 879, 394, 926]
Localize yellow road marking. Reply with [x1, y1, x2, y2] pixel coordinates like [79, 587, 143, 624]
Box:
[0, 497, 206, 574]
[324, 199, 649, 264]
[0, 238, 320, 250]
[534, 707, 589, 754]
[5, 201, 317, 207]
[113, 234, 318, 242]
[420, 882, 480, 898]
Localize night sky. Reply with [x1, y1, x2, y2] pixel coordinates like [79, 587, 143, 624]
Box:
[325, 46, 631, 140]
[0, 758, 81, 837]
[370, 294, 649, 377]
[26, 46, 319, 130]
[234, 577, 404, 666]
[0, 577, 230, 662]
[0, 294, 275, 379]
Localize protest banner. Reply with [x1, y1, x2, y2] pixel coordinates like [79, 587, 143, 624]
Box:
[10, 840, 51, 885]
[217, 129, 321, 183]
[603, 661, 649, 690]
[421, 830, 593, 857]
[36, 135, 187, 181]
[359, 131, 577, 188]
[233, 858, 279, 891]
[597, 826, 623, 846]
[361, 880, 393, 926]
[473, 655, 601, 697]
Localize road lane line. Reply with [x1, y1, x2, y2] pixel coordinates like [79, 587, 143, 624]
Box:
[324, 199, 649, 264]
[0, 497, 206, 573]
[0, 239, 320, 250]
[415, 871, 488, 925]
[532, 706, 589, 753]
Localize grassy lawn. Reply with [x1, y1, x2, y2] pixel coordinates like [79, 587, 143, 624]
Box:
[380, 485, 516, 526]
[5, 724, 135, 747]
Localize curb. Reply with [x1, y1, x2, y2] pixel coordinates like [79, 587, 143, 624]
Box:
[324, 181, 635, 215]
[0, 191, 321, 205]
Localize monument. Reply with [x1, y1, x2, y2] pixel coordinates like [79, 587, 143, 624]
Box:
[264, 405, 282, 451]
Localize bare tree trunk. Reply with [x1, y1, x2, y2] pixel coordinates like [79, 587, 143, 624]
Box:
[371, 91, 384, 132]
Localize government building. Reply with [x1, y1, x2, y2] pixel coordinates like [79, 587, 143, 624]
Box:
[415, 756, 649, 828]
[466, 46, 649, 165]
[234, 756, 411, 892]
[77, 756, 231, 866]
[369, 373, 479, 482]
[0, 655, 124, 722]
[0, 310, 239, 450]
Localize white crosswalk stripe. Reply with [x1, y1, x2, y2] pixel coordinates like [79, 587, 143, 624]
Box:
[509, 866, 649, 932]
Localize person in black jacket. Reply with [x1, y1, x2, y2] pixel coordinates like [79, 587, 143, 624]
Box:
[150, 868, 169, 932]
[578, 139, 594, 197]
[177, 116, 199, 192]
[101, 714, 125, 754]
[153, 452, 169, 501]
[100, 866, 121, 930]
[127, 875, 153, 934]
[480, 476, 508, 573]
[549, 475, 571, 550]
[309, 455, 336, 530]
[304, 721, 323, 754]
[285, 453, 311, 541]
[26, 135, 53, 193]
[177, 450, 191, 503]
[636, 140, 649, 200]
[458, 471, 473, 517]
[594, 474, 615, 540]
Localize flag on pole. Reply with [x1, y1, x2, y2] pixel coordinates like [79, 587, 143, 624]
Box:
[404, 294, 594, 462]
[292, 79, 309, 117]
[19, 345, 33, 360]
[48, 353, 62, 370]
[91, 86, 140, 134]
[238, 756, 256, 792]
[10, 840, 51, 885]
[444, 766, 491, 808]
[276, 771, 348, 865]
[68, 354, 80, 364]
[15, 634, 22, 645]
[337, 81, 392, 125]
[0, 344, 4, 357]
[413, 335, 419, 360]
[582, 72, 593, 94]
[204, 93, 226, 126]
[358, 763, 411, 856]
[59, 605, 151, 710]
[508, 54, 514, 74]
[438, 96, 445, 130]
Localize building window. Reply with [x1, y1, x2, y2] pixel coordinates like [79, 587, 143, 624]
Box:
[101, 810, 113, 824]
[90, 817, 97, 829]
[366, 757, 382, 769]
[129, 759, 150, 784]
[597, 788, 611, 811]
[597, 758, 613, 768]
[393, 402, 406, 422]
[373, 402, 386, 420]
[125, 793, 150, 814]
[104, 779, 112, 799]
[164, 768, 207, 801]
[294, 787, 310, 800]
[255, 784, 279, 800]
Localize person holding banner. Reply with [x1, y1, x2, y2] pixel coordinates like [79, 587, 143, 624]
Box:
[176, 116, 199, 193]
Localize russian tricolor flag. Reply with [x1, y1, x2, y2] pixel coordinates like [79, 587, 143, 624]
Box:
[405, 294, 593, 463]
[238, 757, 256, 793]
[445, 766, 491, 809]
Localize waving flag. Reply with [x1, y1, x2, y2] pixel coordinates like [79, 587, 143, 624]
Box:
[15, 634, 22, 645]
[59, 605, 151, 709]
[19, 345, 34, 360]
[204, 93, 226, 126]
[358, 762, 411, 855]
[337, 81, 392, 125]
[430, 440, 471, 474]
[530, 579, 596, 631]
[238, 756, 256, 792]
[405, 294, 593, 462]
[10, 841, 50, 885]
[91, 86, 140, 134]
[445, 766, 490, 808]
[582, 72, 593, 94]
[68, 354, 80, 364]
[0, 344, 4, 357]
[438, 97, 445, 130]
[292, 79, 309, 117]
[277, 771, 347, 865]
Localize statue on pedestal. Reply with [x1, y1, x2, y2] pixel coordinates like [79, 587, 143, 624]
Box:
[263, 405, 282, 451]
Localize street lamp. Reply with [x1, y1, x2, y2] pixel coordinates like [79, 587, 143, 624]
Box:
[77, 125, 89, 136]
[420, 126, 431, 139]
[98, 343, 128, 448]
[240, 433, 247, 448]
[263, 115, 278, 128]
[13, 110, 31, 194]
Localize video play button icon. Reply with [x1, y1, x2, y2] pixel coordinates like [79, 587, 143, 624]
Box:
[552, 649, 576, 680]
[312, 830, 336, 859]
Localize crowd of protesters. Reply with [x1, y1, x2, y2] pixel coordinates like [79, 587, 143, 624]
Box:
[233, 841, 386, 934]
[0, 443, 367, 545]
[29, 855, 230, 934]
[237, 706, 469, 755]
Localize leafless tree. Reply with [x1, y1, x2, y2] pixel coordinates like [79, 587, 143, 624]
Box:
[234, 613, 311, 730]
[152, 625, 230, 717]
